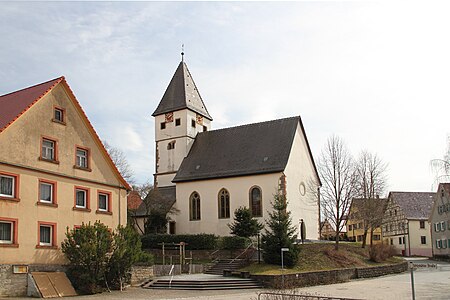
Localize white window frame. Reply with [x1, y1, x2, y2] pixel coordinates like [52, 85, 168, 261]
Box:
[42, 139, 55, 160]
[98, 193, 108, 212]
[39, 225, 52, 246]
[76, 148, 88, 168]
[0, 175, 15, 198]
[441, 221, 446, 232]
[39, 182, 53, 203]
[0, 221, 13, 244]
[75, 189, 87, 208]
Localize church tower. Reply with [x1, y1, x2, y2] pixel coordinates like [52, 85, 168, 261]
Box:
[152, 59, 212, 188]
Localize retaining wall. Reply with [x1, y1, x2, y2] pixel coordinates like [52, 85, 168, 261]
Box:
[251, 261, 408, 289]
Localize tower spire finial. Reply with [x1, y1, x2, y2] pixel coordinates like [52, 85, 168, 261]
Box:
[181, 44, 184, 62]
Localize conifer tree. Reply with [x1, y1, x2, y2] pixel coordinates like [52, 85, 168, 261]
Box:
[261, 194, 299, 267]
[228, 206, 264, 238]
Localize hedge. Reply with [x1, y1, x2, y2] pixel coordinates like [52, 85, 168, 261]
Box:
[220, 236, 251, 250]
[141, 234, 219, 250]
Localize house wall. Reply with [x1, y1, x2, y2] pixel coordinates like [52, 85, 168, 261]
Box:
[0, 83, 128, 266]
[346, 221, 383, 245]
[383, 220, 432, 257]
[430, 187, 450, 258]
[154, 110, 211, 187]
[174, 173, 283, 236]
[283, 124, 320, 240]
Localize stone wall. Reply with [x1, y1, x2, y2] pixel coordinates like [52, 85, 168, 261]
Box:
[0, 264, 28, 297]
[0, 264, 67, 297]
[251, 261, 408, 289]
[131, 266, 154, 286]
[355, 261, 408, 278]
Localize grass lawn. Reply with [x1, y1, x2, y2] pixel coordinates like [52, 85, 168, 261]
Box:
[240, 242, 404, 275]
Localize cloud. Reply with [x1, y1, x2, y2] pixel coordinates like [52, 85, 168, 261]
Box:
[1, 1, 449, 192]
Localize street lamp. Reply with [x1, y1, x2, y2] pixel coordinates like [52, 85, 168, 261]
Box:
[281, 247, 289, 289]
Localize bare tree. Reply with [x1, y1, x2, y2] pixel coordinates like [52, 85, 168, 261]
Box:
[103, 140, 135, 185]
[132, 180, 152, 199]
[431, 136, 450, 189]
[318, 135, 358, 250]
[354, 151, 388, 248]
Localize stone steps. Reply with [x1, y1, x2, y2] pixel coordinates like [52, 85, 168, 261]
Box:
[204, 259, 245, 275]
[143, 278, 262, 290]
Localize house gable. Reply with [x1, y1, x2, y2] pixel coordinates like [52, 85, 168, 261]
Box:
[0, 78, 130, 189]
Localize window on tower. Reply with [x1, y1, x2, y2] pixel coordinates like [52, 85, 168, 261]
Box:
[175, 118, 181, 126]
[160, 122, 166, 130]
[167, 141, 176, 150]
[191, 119, 196, 128]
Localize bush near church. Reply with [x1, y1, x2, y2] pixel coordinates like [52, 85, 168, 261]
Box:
[62, 222, 152, 294]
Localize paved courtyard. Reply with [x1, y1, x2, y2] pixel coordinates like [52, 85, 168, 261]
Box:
[2, 258, 449, 299]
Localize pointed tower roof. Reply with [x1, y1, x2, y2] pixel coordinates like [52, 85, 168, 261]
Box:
[152, 61, 212, 120]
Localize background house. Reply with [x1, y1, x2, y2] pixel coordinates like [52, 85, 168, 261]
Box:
[320, 219, 335, 240]
[382, 192, 435, 257]
[429, 183, 450, 258]
[346, 198, 387, 245]
[0, 77, 130, 296]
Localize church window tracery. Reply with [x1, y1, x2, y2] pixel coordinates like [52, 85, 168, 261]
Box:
[218, 189, 230, 219]
[190, 192, 201, 221]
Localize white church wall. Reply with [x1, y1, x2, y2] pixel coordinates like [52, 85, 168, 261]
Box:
[283, 125, 320, 240]
[174, 172, 283, 236]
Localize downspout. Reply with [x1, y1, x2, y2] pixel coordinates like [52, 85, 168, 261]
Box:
[317, 187, 321, 239]
[118, 187, 121, 226]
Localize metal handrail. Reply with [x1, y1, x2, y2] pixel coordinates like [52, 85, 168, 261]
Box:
[230, 240, 256, 264]
[257, 292, 362, 300]
[168, 265, 175, 289]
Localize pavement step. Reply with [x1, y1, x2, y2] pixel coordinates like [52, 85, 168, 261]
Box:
[144, 278, 263, 290]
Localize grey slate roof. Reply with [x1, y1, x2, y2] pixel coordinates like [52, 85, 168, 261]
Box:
[152, 61, 212, 120]
[389, 192, 436, 219]
[173, 116, 320, 183]
[136, 186, 177, 216]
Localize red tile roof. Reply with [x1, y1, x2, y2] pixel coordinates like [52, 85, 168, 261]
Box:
[0, 77, 131, 190]
[127, 191, 143, 210]
[0, 77, 63, 133]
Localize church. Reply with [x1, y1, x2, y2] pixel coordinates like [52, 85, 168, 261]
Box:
[148, 58, 321, 239]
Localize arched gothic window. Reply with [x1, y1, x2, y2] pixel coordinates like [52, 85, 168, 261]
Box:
[190, 192, 201, 221]
[250, 186, 262, 217]
[218, 189, 230, 219]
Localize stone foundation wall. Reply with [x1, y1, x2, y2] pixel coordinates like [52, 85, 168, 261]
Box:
[0, 265, 28, 297]
[0, 264, 67, 297]
[251, 261, 408, 289]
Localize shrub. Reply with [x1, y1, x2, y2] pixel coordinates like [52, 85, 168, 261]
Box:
[62, 222, 113, 294]
[62, 223, 152, 294]
[141, 233, 219, 250]
[369, 244, 397, 262]
[107, 226, 146, 290]
[220, 236, 251, 250]
[228, 206, 264, 238]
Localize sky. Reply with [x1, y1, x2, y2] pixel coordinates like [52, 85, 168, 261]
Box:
[0, 1, 449, 193]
